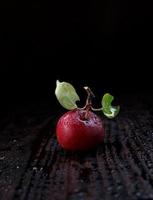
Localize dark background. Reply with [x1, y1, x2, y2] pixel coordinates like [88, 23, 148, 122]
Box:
[0, 0, 153, 111]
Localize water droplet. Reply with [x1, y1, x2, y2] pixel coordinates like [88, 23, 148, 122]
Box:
[16, 166, 19, 169]
[33, 167, 37, 171]
[0, 156, 5, 160]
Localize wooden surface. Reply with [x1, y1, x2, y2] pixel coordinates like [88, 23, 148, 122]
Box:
[0, 95, 153, 200]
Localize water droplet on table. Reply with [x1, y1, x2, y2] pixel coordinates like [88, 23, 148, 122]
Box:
[0, 156, 5, 160]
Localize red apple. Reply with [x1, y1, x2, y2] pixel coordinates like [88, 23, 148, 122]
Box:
[56, 109, 105, 151]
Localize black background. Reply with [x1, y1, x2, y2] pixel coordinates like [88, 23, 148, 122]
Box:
[0, 0, 153, 110]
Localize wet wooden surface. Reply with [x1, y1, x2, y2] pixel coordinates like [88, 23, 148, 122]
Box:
[0, 95, 153, 200]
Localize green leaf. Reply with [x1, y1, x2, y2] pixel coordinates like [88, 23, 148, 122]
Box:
[55, 80, 80, 110]
[102, 93, 120, 118]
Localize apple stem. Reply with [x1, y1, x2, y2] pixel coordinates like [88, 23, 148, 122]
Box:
[82, 86, 95, 119]
[92, 107, 102, 111]
[84, 86, 95, 104]
[80, 86, 102, 119]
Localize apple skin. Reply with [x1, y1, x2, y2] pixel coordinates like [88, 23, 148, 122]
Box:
[56, 109, 105, 151]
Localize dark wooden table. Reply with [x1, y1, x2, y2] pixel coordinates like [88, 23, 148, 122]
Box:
[0, 94, 153, 200]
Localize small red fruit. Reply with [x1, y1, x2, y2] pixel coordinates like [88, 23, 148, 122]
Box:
[55, 80, 119, 151]
[56, 109, 105, 151]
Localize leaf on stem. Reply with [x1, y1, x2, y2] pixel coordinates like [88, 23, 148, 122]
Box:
[102, 93, 120, 118]
[55, 80, 80, 110]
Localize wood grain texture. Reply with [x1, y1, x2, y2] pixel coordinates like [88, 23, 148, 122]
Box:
[0, 95, 153, 200]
